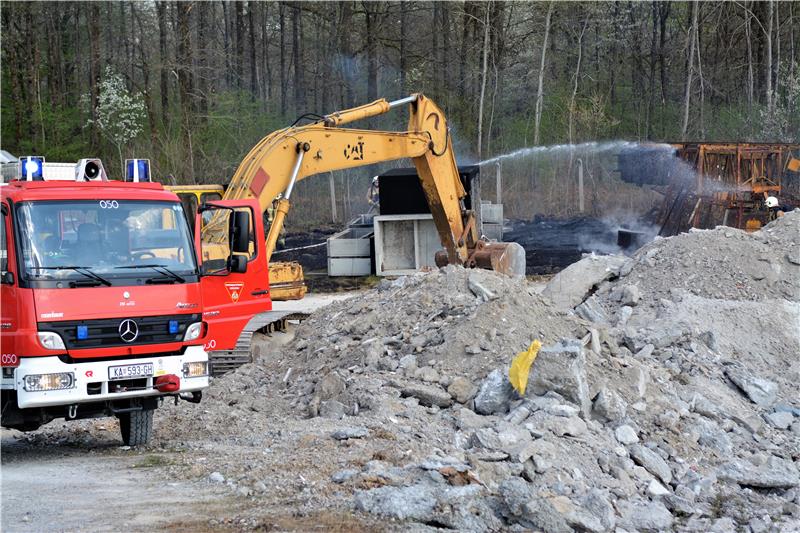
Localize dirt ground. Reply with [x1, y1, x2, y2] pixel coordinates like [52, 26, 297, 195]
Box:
[1, 283, 551, 532]
[1, 419, 390, 532]
[1, 433, 244, 532]
[0, 290, 386, 533]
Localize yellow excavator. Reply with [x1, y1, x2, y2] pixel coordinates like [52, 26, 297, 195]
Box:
[204, 93, 523, 284]
[175, 94, 525, 374]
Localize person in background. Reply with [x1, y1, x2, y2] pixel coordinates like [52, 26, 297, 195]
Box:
[766, 196, 795, 220]
[366, 176, 380, 213]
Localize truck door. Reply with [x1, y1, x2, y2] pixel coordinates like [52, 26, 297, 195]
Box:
[198, 200, 272, 351]
[0, 202, 20, 369]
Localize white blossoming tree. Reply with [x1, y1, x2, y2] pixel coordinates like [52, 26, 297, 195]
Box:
[85, 67, 146, 173]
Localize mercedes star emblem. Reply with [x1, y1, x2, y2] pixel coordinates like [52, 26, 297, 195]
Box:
[118, 319, 139, 343]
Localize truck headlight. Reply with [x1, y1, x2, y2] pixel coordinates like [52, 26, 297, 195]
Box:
[38, 331, 66, 351]
[24, 372, 75, 391]
[183, 322, 203, 342]
[182, 361, 208, 378]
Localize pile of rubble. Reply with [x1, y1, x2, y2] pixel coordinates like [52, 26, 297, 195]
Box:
[158, 212, 799, 531]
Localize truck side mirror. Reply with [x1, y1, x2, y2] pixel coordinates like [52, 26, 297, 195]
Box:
[230, 211, 250, 254]
[1, 272, 14, 285]
[228, 254, 247, 274]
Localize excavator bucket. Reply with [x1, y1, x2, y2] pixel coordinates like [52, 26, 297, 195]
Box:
[436, 241, 526, 278]
[471, 242, 527, 278]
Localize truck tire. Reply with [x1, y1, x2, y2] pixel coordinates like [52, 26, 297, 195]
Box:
[118, 409, 154, 446]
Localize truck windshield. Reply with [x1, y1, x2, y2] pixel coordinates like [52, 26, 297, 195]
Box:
[16, 200, 197, 282]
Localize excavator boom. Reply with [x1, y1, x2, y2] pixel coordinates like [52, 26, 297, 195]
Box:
[216, 93, 525, 277]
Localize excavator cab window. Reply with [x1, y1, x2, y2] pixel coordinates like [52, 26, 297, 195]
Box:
[178, 193, 199, 234]
[200, 192, 222, 205]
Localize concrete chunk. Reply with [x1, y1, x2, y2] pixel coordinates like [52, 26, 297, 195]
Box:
[528, 340, 590, 418]
[629, 445, 672, 485]
[542, 254, 626, 310]
[474, 369, 515, 415]
[401, 384, 453, 408]
[725, 369, 778, 408]
[717, 457, 800, 488]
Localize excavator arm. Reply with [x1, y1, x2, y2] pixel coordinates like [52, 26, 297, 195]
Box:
[213, 93, 524, 277]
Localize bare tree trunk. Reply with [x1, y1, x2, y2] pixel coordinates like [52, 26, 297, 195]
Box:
[569, 17, 589, 145]
[791, 2, 796, 86]
[459, 2, 471, 95]
[400, 3, 407, 94]
[486, 62, 498, 155]
[279, 2, 287, 113]
[196, 2, 210, 119]
[132, 3, 158, 147]
[610, 2, 620, 106]
[222, 1, 231, 87]
[234, 1, 244, 90]
[442, 3, 451, 96]
[249, 1, 257, 100]
[363, 2, 380, 102]
[262, 2, 272, 102]
[681, 1, 698, 140]
[695, 11, 705, 137]
[89, 2, 101, 148]
[177, 1, 194, 179]
[533, 2, 554, 146]
[292, 2, 305, 112]
[338, 1, 355, 107]
[766, 0, 773, 110]
[659, 2, 669, 104]
[745, 1, 754, 113]
[432, 2, 440, 96]
[646, 1, 658, 139]
[3, 10, 24, 143]
[775, 0, 780, 97]
[157, 1, 169, 122]
[329, 173, 337, 222]
[476, 3, 491, 160]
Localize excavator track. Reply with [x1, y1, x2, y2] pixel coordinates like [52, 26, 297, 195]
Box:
[209, 310, 309, 376]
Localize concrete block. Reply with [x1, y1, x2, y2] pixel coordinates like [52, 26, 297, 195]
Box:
[374, 214, 439, 276]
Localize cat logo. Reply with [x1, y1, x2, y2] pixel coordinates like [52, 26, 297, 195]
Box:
[343, 141, 365, 160]
[224, 282, 245, 302]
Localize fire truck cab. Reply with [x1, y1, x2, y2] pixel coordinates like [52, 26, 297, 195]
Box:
[0, 162, 272, 445]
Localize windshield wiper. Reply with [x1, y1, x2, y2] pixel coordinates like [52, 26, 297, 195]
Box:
[114, 264, 186, 283]
[30, 266, 112, 286]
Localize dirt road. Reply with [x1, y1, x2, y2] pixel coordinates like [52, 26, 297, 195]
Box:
[1, 430, 244, 532]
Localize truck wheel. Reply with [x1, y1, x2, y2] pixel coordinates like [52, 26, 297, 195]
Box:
[118, 409, 154, 446]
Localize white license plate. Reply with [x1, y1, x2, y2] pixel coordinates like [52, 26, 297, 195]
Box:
[108, 363, 154, 381]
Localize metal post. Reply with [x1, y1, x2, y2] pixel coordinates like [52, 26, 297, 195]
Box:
[329, 172, 337, 223]
[577, 158, 584, 213]
[496, 161, 502, 205]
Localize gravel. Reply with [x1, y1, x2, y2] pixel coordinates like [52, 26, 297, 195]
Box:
[138, 211, 800, 531]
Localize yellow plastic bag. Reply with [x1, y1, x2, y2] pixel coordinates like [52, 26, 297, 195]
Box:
[508, 339, 542, 396]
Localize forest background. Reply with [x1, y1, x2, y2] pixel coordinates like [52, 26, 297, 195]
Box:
[2, 1, 798, 224]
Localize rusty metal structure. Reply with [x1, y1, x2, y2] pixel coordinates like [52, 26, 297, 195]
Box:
[619, 142, 800, 236]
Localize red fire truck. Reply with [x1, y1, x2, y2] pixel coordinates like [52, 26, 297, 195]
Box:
[0, 159, 271, 445]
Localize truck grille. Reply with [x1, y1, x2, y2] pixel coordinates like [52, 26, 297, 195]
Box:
[38, 314, 201, 350]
